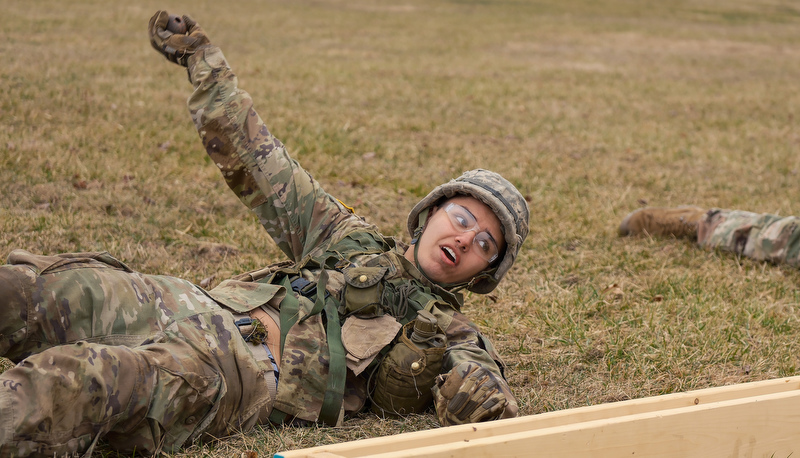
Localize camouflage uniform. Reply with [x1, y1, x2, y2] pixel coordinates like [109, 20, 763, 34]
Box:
[0, 46, 511, 456]
[698, 209, 800, 267]
[0, 251, 274, 457]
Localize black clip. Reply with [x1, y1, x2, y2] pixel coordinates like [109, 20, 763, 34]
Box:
[290, 276, 317, 298]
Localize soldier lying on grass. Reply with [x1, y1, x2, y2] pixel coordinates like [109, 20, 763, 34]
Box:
[0, 11, 529, 457]
[619, 206, 800, 267]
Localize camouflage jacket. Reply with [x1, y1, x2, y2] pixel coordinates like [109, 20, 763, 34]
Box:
[185, 46, 509, 425]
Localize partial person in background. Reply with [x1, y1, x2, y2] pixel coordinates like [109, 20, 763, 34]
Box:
[619, 206, 800, 267]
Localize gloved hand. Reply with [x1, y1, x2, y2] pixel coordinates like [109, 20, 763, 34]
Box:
[148, 10, 211, 67]
[432, 362, 515, 426]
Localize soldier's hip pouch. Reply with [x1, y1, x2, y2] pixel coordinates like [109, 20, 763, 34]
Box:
[370, 320, 446, 417]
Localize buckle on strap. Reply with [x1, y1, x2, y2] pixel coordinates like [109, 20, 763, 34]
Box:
[290, 275, 331, 300]
[290, 276, 318, 298]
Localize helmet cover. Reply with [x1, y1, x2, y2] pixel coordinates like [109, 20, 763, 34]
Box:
[407, 169, 529, 293]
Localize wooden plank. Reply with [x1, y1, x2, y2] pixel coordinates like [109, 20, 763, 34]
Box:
[275, 376, 800, 458]
[360, 390, 800, 458]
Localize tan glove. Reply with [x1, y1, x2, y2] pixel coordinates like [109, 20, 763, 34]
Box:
[148, 10, 211, 67]
[432, 362, 515, 426]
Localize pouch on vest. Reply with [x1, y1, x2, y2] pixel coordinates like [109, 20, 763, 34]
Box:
[341, 315, 402, 376]
[342, 266, 387, 316]
[370, 318, 446, 417]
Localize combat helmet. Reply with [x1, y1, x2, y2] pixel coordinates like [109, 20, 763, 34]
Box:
[407, 169, 529, 294]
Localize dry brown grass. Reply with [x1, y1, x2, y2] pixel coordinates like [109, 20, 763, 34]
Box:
[3, 0, 800, 456]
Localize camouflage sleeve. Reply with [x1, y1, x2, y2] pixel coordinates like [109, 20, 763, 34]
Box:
[439, 311, 506, 379]
[698, 209, 800, 267]
[185, 46, 356, 261]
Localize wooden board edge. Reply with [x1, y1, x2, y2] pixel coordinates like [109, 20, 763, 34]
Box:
[275, 376, 800, 458]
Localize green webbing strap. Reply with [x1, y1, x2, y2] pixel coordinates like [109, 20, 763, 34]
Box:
[269, 275, 300, 425]
[319, 308, 346, 425]
[269, 268, 347, 426]
[299, 268, 328, 324]
[277, 275, 299, 353]
[312, 269, 348, 426]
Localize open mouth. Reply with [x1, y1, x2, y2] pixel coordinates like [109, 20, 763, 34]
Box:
[442, 246, 457, 263]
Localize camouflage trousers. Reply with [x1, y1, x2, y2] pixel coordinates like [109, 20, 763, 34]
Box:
[0, 250, 273, 457]
[698, 209, 800, 267]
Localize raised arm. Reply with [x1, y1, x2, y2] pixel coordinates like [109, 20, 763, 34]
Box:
[149, 11, 358, 261]
[186, 46, 357, 261]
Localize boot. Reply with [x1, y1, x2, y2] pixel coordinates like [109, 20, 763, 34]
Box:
[618, 206, 706, 239]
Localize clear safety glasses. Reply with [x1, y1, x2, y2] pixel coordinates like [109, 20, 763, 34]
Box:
[443, 203, 500, 263]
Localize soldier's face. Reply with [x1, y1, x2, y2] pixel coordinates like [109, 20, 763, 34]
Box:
[406, 196, 505, 285]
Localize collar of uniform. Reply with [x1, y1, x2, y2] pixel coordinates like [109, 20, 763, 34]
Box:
[389, 247, 464, 311]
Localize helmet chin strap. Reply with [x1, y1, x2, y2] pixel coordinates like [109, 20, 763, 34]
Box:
[411, 206, 492, 292]
[411, 207, 435, 283]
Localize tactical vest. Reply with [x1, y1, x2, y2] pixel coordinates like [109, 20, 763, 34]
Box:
[207, 227, 463, 425]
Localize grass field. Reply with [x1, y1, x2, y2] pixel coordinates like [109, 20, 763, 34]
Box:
[3, 0, 800, 456]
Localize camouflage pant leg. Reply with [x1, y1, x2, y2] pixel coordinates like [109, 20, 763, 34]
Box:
[697, 209, 800, 267]
[0, 250, 273, 456]
[0, 334, 224, 456]
[0, 249, 174, 362]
